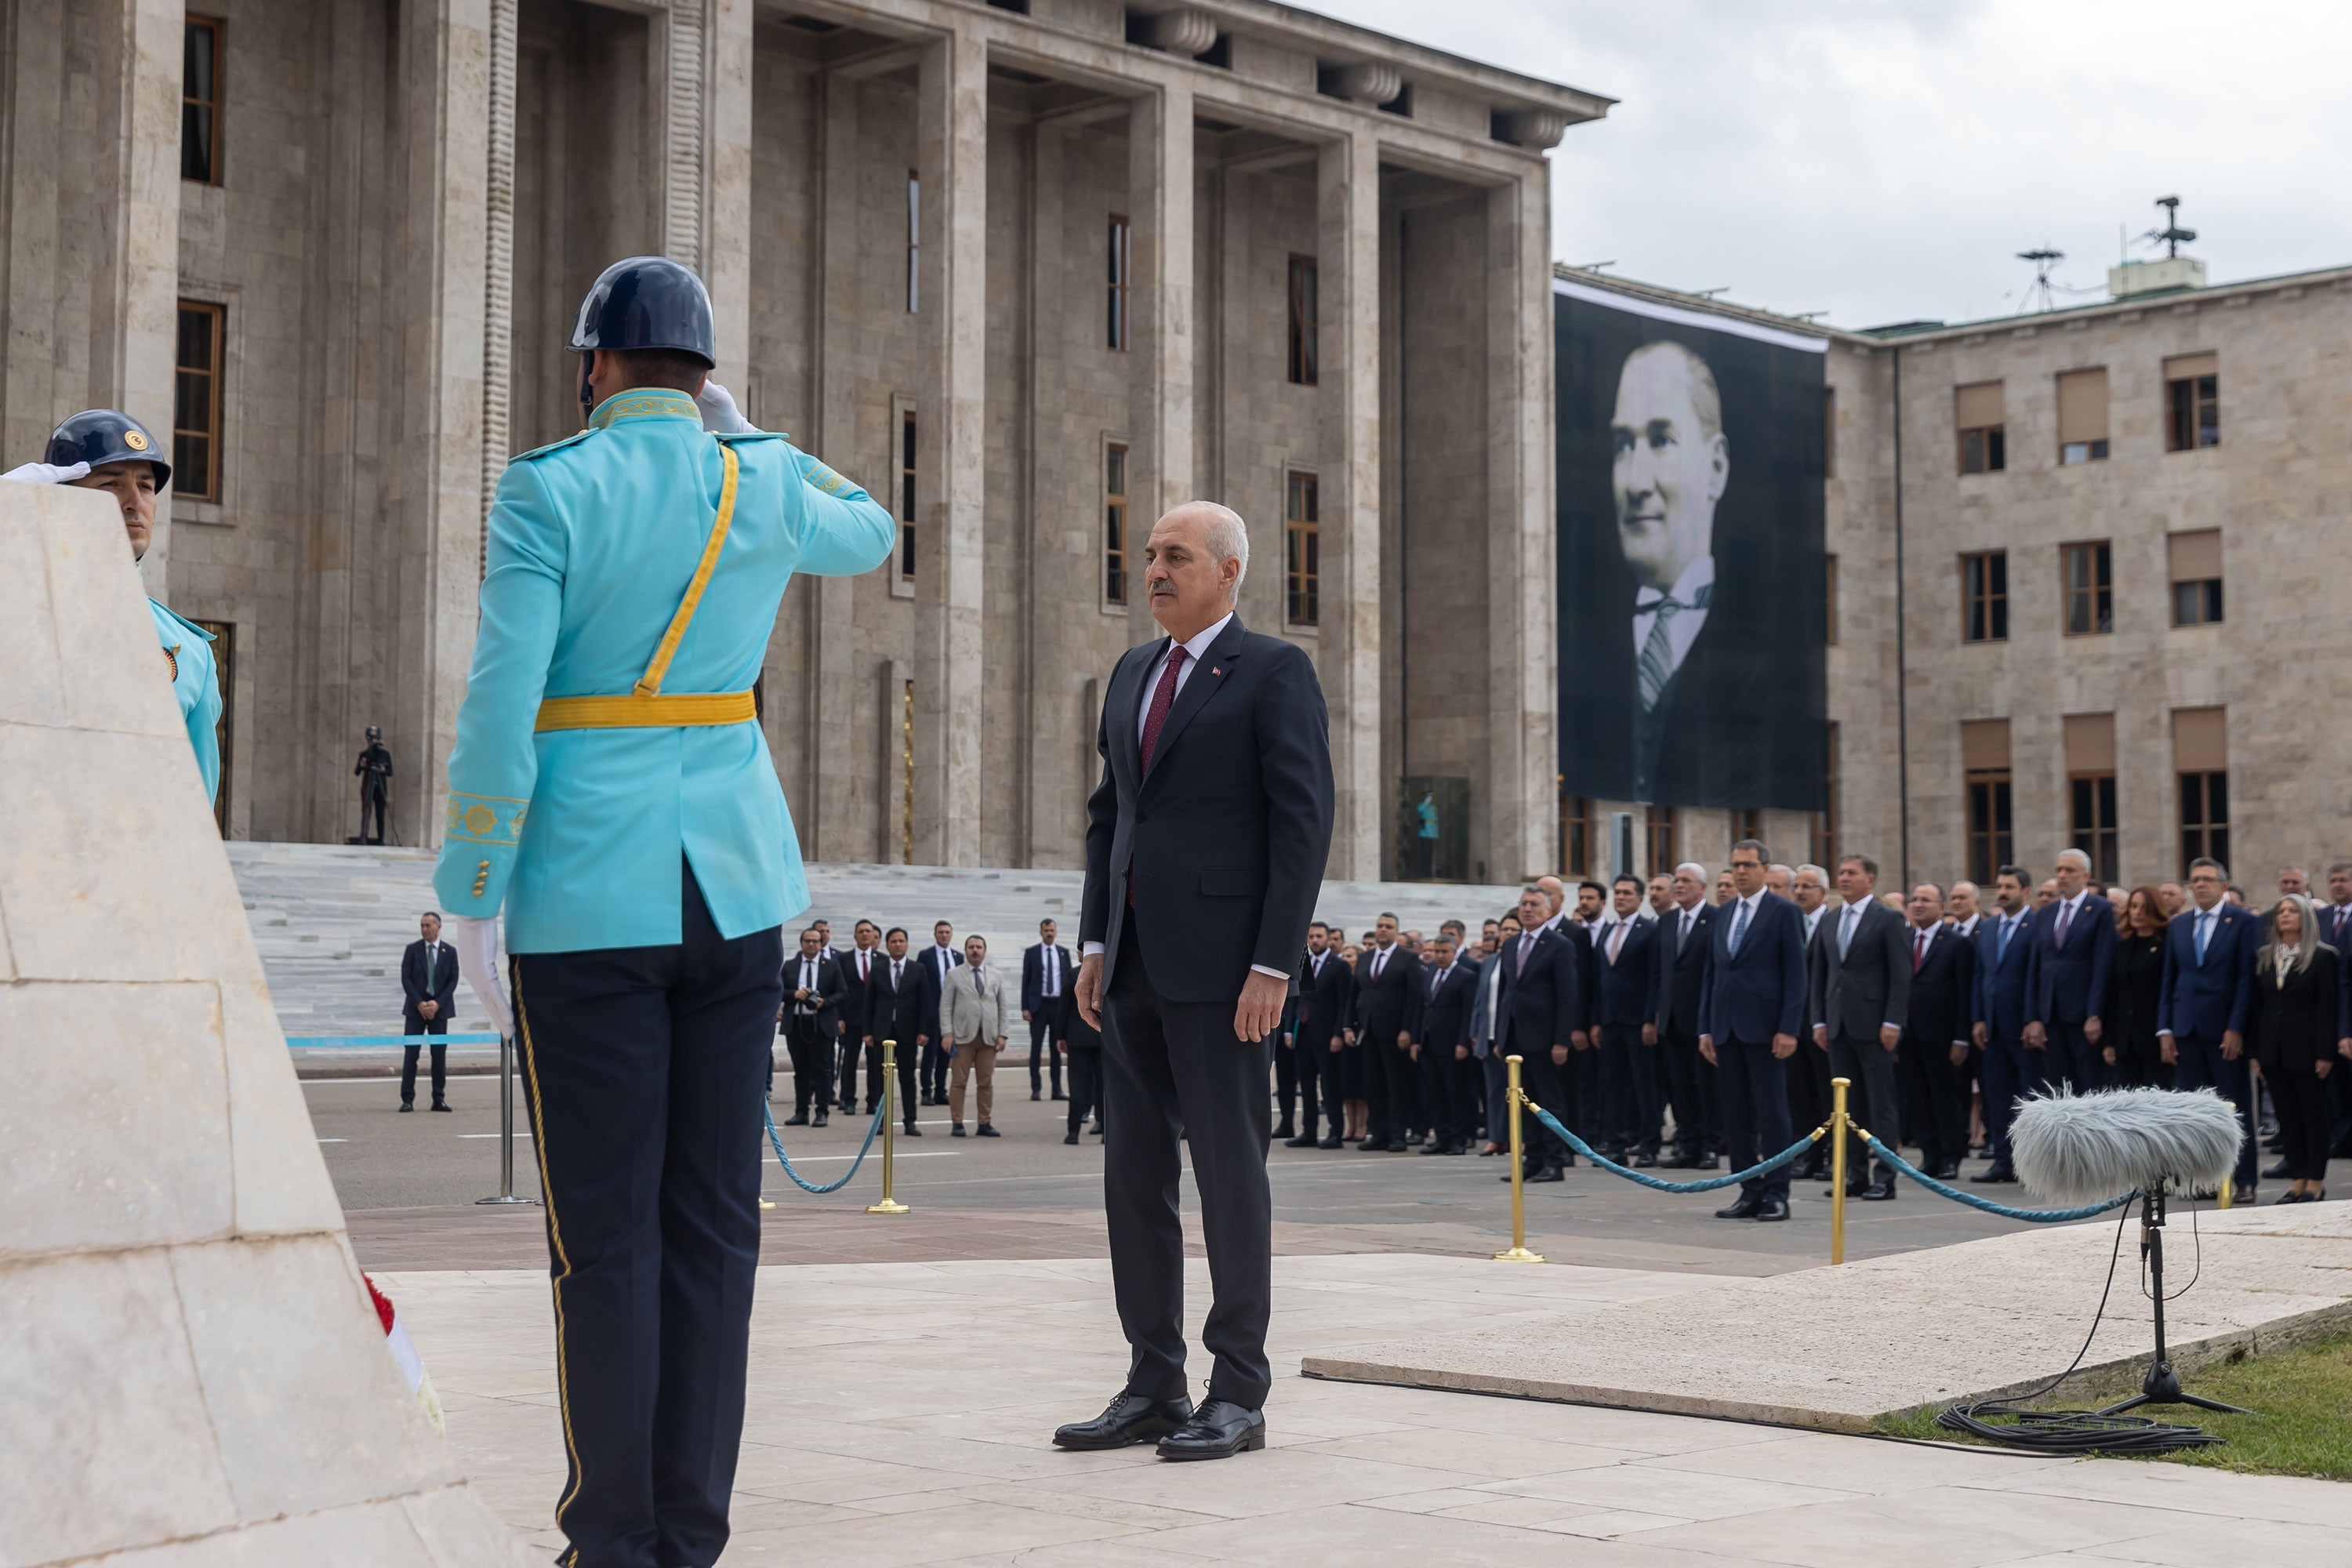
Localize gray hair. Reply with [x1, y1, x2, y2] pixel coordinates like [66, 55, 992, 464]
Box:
[2055, 848, 2092, 874]
[2261, 892, 2320, 977]
[2189, 855, 2229, 882]
[1183, 501, 1250, 602]
[1675, 862, 1709, 883]
[1767, 862, 1795, 881]
[1794, 863, 1829, 886]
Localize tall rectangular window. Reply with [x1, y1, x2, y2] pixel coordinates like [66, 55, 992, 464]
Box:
[1287, 256, 1319, 387]
[1962, 718, 2013, 887]
[2169, 529, 2223, 626]
[1730, 808, 1762, 850]
[1106, 215, 1130, 351]
[1646, 806, 1678, 879]
[2056, 367, 2111, 463]
[2174, 707, 2228, 875]
[1810, 722, 1839, 869]
[1955, 381, 2005, 474]
[1563, 793, 1595, 878]
[1822, 385, 1837, 478]
[174, 301, 225, 503]
[897, 410, 916, 579]
[1102, 442, 1129, 604]
[2061, 540, 2112, 636]
[1824, 553, 1838, 646]
[2165, 353, 2219, 452]
[2066, 711, 2118, 885]
[193, 618, 233, 836]
[1961, 550, 2007, 643]
[905, 172, 920, 314]
[183, 18, 223, 183]
[1284, 470, 1319, 626]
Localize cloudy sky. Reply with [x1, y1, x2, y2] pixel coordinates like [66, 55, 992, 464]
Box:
[1308, 0, 2352, 330]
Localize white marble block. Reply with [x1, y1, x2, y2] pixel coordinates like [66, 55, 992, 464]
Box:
[0, 484, 529, 1564]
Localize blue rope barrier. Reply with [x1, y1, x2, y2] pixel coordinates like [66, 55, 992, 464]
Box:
[1864, 1135, 2135, 1221]
[287, 1033, 503, 1048]
[1523, 1102, 1819, 1192]
[762, 1097, 887, 1196]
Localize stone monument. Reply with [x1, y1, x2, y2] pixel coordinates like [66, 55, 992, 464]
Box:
[0, 485, 528, 1563]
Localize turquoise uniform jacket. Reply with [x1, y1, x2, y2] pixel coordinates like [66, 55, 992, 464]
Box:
[432, 390, 895, 953]
[152, 598, 222, 804]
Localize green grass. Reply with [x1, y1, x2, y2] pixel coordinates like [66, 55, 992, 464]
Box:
[1876, 1327, 2352, 1481]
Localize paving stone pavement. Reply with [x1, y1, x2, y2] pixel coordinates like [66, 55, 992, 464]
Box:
[382, 1253, 2352, 1566]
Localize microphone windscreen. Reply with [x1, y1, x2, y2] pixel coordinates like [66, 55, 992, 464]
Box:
[2010, 1087, 2243, 1207]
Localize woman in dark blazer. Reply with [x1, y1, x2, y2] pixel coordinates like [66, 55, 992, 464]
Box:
[2103, 887, 2172, 1090]
[2245, 894, 2339, 1203]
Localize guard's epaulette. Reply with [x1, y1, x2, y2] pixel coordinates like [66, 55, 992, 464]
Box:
[149, 600, 216, 643]
[511, 428, 598, 463]
[714, 429, 789, 445]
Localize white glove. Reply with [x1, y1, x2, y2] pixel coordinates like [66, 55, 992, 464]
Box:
[695, 380, 758, 434]
[448, 914, 514, 1041]
[2, 459, 91, 485]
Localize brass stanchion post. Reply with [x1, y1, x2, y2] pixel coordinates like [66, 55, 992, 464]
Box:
[866, 1037, 909, 1215]
[1492, 1054, 1544, 1263]
[1829, 1076, 1850, 1266]
[2217, 1175, 2233, 1210]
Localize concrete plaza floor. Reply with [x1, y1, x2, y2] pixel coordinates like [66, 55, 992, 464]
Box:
[385, 1253, 2352, 1566]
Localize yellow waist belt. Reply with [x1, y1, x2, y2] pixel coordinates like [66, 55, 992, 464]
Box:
[535, 691, 755, 731]
[532, 441, 753, 735]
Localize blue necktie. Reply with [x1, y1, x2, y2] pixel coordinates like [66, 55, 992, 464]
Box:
[1996, 916, 2013, 962]
[1728, 899, 1751, 956]
[2195, 910, 2210, 964]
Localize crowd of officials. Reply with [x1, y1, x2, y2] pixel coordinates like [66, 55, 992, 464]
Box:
[1271, 849, 2351, 1217]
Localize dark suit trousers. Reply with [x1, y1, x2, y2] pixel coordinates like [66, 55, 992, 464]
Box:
[1308, 1038, 1346, 1139]
[1898, 1036, 1970, 1171]
[1029, 1008, 1063, 1095]
[2046, 1017, 2107, 1094]
[400, 1008, 448, 1105]
[1416, 1044, 1472, 1145]
[1273, 1036, 1305, 1131]
[785, 1014, 833, 1114]
[1826, 1031, 1901, 1184]
[1599, 1024, 1663, 1156]
[509, 867, 780, 1568]
[1365, 1033, 1415, 1143]
[1715, 1037, 1792, 1203]
[2171, 1033, 2258, 1189]
[1512, 1033, 1573, 1170]
[1979, 1039, 2045, 1165]
[1661, 1026, 1717, 1158]
[920, 1036, 948, 1100]
[865, 1038, 919, 1126]
[1066, 1047, 1103, 1137]
[836, 1030, 865, 1109]
[1786, 1038, 1831, 1163]
[1102, 924, 1274, 1409]
[2272, 1062, 2332, 1181]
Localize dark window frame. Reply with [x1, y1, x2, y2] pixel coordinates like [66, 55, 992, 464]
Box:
[1284, 470, 1319, 626]
[2070, 771, 2119, 885]
[2179, 770, 2229, 877]
[1105, 214, 1130, 352]
[2166, 373, 2220, 452]
[1103, 441, 1129, 604]
[1965, 767, 2014, 887]
[183, 16, 223, 185]
[905, 171, 920, 314]
[1810, 721, 1839, 869]
[2172, 577, 2223, 626]
[2061, 539, 2113, 637]
[897, 409, 916, 579]
[1563, 793, 1595, 878]
[1961, 550, 2008, 643]
[1958, 423, 2005, 474]
[1646, 806, 1679, 879]
[174, 299, 226, 503]
[1286, 255, 1319, 387]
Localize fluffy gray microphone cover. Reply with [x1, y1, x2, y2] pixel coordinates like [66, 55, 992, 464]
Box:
[2010, 1087, 2244, 1206]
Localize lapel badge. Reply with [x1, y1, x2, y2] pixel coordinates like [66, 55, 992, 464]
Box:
[1211, 666, 1221, 676]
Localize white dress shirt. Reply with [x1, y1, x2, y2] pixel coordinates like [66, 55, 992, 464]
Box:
[1630, 555, 1715, 691]
[1802, 905, 1825, 946]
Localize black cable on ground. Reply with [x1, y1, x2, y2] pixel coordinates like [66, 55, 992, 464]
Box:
[1933, 1193, 2227, 1456]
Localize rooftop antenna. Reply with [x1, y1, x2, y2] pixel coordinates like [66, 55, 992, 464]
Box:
[2141, 194, 2196, 259]
[2017, 246, 2063, 312]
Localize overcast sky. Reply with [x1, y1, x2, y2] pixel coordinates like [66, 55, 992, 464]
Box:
[1308, 0, 2352, 330]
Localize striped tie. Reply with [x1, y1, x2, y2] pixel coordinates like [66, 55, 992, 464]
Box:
[1637, 584, 1711, 712]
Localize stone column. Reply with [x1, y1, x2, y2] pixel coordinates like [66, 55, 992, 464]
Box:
[1318, 129, 1382, 880]
[807, 68, 862, 859]
[1127, 76, 1195, 640]
[95, 0, 183, 600]
[1485, 165, 1556, 880]
[394, 0, 492, 848]
[913, 29, 986, 866]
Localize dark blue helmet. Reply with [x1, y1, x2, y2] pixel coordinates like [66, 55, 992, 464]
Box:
[46, 408, 171, 490]
[568, 256, 716, 368]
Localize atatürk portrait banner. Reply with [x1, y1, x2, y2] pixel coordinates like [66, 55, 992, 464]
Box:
[1554, 278, 1828, 811]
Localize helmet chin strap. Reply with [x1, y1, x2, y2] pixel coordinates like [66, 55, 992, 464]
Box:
[578, 352, 596, 424]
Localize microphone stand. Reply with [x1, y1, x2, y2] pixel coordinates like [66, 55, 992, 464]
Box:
[2096, 1181, 2249, 1417]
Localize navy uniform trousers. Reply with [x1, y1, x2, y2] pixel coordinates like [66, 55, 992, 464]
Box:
[513, 866, 783, 1568]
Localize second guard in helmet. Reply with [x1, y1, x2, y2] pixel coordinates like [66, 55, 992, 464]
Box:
[354, 726, 394, 844]
[433, 256, 895, 1567]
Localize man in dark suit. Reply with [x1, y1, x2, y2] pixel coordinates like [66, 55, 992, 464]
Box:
[1346, 913, 1422, 1152]
[1698, 840, 1808, 1221]
[862, 926, 929, 1135]
[2317, 863, 2352, 1160]
[1785, 864, 1835, 1178]
[2157, 855, 2263, 1197]
[1969, 866, 2042, 1182]
[400, 911, 459, 1112]
[1413, 933, 1480, 1156]
[1059, 503, 1334, 1462]
[1896, 884, 1976, 1179]
[1592, 877, 1663, 1163]
[1056, 985, 1105, 1144]
[1809, 855, 1911, 1199]
[1496, 885, 1584, 1181]
[1292, 921, 1352, 1149]
[918, 919, 963, 1105]
[782, 926, 849, 1126]
[1649, 862, 1719, 1168]
[2024, 848, 2117, 1094]
[834, 918, 882, 1113]
[1022, 918, 1076, 1104]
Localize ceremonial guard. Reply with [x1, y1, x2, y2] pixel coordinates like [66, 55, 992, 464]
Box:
[6, 410, 222, 804]
[354, 725, 394, 843]
[435, 257, 895, 1568]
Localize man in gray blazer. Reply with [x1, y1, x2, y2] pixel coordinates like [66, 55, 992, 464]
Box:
[941, 934, 1013, 1137]
[1809, 853, 1911, 1200]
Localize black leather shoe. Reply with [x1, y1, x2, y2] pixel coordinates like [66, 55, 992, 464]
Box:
[1527, 1164, 1564, 1183]
[839, 1101, 857, 1116]
[951, 1125, 967, 1137]
[785, 1112, 810, 1127]
[1064, 1132, 1080, 1145]
[398, 1102, 413, 1112]
[1970, 1164, 2016, 1184]
[814, 1111, 829, 1128]
[1284, 1134, 1318, 1149]
[1443, 1142, 1468, 1156]
[977, 1123, 1000, 1138]
[1317, 1136, 1343, 1149]
[1053, 1092, 1069, 1102]
[1714, 1196, 1762, 1219]
[1822, 1182, 1868, 1199]
[1417, 1141, 1450, 1156]
[430, 1101, 452, 1112]
[1361, 1138, 1392, 1152]
[1405, 1131, 1425, 1146]
[1934, 1161, 1960, 1181]
[2263, 1158, 2292, 1180]
[1156, 1399, 1265, 1461]
[1692, 1155, 1720, 1171]
[1861, 1179, 1896, 1201]
[1632, 1152, 1657, 1168]
[1273, 1123, 1295, 1141]
[903, 1123, 922, 1136]
[1054, 1391, 1193, 1450]
[1755, 1198, 1790, 1221]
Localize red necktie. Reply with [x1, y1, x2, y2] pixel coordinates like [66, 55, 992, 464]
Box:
[1127, 645, 1189, 908]
[1913, 931, 1927, 972]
